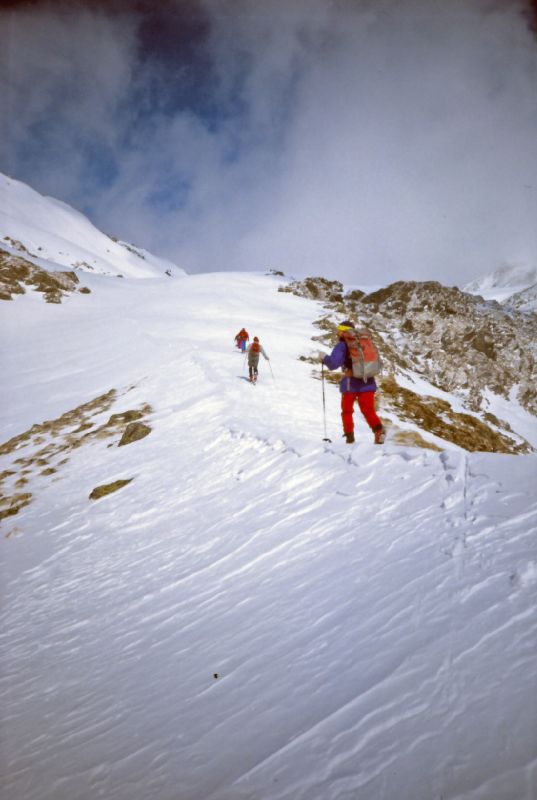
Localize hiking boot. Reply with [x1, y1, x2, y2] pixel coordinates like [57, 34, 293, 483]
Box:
[373, 424, 385, 444]
[344, 431, 355, 444]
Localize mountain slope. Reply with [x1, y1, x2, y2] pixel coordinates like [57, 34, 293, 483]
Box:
[463, 263, 537, 307]
[0, 173, 184, 279]
[505, 282, 537, 312]
[1, 267, 536, 800]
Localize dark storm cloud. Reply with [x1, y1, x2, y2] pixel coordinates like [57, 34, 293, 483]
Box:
[1, 0, 537, 284]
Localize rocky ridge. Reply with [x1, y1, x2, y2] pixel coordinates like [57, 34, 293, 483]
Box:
[280, 277, 536, 453]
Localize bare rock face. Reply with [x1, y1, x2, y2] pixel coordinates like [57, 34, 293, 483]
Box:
[118, 422, 151, 447]
[89, 479, 133, 500]
[359, 280, 536, 416]
[0, 248, 90, 302]
[279, 276, 345, 304]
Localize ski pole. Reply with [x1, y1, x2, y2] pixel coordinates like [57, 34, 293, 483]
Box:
[321, 363, 332, 442]
[268, 361, 275, 381]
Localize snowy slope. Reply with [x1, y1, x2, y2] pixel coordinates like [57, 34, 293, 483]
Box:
[1, 269, 536, 800]
[504, 282, 537, 313]
[463, 263, 537, 305]
[0, 173, 184, 278]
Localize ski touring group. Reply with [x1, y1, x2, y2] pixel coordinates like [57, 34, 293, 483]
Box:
[234, 328, 270, 384]
[235, 320, 386, 445]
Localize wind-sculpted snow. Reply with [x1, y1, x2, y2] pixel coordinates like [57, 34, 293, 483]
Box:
[0, 271, 536, 800]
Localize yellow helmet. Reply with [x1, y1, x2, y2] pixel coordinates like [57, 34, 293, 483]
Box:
[337, 320, 355, 332]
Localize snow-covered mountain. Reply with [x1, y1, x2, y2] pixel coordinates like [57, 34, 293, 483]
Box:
[0, 173, 184, 279]
[504, 281, 537, 312]
[1, 179, 536, 800]
[463, 262, 537, 308]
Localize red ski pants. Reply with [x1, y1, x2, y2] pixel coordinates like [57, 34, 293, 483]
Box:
[341, 391, 381, 434]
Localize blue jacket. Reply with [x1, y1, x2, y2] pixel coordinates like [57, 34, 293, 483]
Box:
[323, 340, 377, 394]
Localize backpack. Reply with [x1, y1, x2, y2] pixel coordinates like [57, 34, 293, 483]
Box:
[340, 328, 382, 381]
[250, 341, 261, 353]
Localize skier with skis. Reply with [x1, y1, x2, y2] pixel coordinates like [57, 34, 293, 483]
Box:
[323, 320, 385, 444]
[235, 327, 249, 352]
[246, 336, 269, 382]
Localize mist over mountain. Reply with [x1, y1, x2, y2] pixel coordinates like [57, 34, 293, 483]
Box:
[464, 262, 537, 303]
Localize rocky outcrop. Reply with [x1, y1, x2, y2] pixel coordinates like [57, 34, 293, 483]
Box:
[290, 276, 536, 453]
[118, 422, 151, 446]
[0, 390, 153, 523]
[279, 276, 345, 303]
[359, 280, 536, 416]
[89, 479, 133, 501]
[0, 248, 90, 302]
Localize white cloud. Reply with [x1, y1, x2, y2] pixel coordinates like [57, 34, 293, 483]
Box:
[0, 5, 137, 196]
[2, 0, 537, 285]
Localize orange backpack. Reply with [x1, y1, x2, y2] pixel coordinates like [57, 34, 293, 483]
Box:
[340, 328, 381, 381]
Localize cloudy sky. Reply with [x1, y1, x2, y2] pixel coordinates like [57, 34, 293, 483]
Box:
[1, 0, 537, 285]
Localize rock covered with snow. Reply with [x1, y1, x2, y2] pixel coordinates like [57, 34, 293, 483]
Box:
[360, 280, 536, 416]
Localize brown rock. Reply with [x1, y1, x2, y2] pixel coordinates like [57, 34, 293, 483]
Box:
[118, 422, 151, 447]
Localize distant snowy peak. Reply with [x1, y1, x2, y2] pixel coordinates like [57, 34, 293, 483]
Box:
[504, 282, 537, 312]
[463, 263, 537, 304]
[0, 173, 185, 279]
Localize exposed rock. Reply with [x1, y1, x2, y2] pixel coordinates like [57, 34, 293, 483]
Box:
[299, 277, 536, 415]
[345, 289, 366, 302]
[379, 376, 530, 454]
[108, 410, 145, 426]
[0, 492, 32, 521]
[118, 422, 151, 446]
[0, 389, 118, 457]
[387, 425, 443, 451]
[119, 241, 145, 259]
[279, 276, 344, 303]
[360, 280, 536, 416]
[0, 389, 153, 520]
[3, 236, 36, 257]
[0, 248, 89, 302]
[89, 479, 133, 500]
